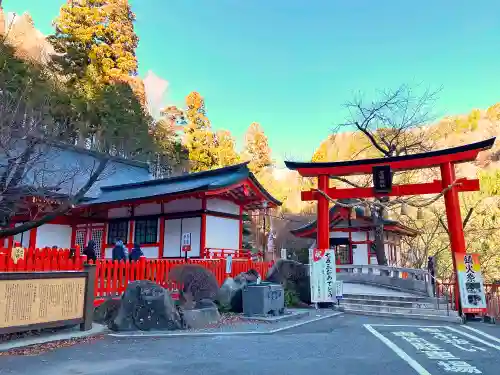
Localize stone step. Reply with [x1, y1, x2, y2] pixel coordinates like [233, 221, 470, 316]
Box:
[339, 302, 459, 317]
[343, 293, 447, 304]
[340, 297, 452, 310]
[335, 306, 463, 323]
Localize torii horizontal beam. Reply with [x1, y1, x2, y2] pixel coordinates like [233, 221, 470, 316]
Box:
[285, 138, 495, 177]
[301, 178, 480, 201]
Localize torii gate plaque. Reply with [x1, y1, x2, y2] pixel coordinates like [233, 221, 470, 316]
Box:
[285, 138, 495, 311]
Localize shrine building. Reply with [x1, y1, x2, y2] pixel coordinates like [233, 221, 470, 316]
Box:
[2, 141, 281, 258]
[290, 199, 417, 266]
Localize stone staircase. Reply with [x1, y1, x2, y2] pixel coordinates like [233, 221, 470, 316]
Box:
[332, 265, 462, 323]
[334, 289, 461, 323]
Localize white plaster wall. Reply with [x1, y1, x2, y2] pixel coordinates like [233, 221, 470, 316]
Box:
[205, 216, 239, 250]
[352, 243, 368, 265]
[164, 219, 181, 257]
[104, 247, 113, 259]
[329, 231, 349, 238]
[36, 224, 72, 249]
[108, 207, 130, 218]
[350, 232, 367, 242]
[142, 246, 159, 258]
[206, 199, 239, 215]
[13, 223, 30, 248]
[164, 198, 201, 213]
[134, 203, 161, 216]
[182, 217, 201, 257]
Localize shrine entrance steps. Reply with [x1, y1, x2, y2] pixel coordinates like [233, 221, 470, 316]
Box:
[334, 283, 462, 323]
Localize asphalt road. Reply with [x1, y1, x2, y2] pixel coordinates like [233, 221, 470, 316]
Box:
[0, 314, 499, 375]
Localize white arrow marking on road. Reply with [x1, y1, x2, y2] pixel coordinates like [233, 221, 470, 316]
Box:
[363, 324, 432, 375]
[461, 326, 500, 344]
[445, 326, 500, 351]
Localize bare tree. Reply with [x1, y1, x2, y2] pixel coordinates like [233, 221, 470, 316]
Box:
[0, 78, 109, 239]
[332, 84, 441, 265]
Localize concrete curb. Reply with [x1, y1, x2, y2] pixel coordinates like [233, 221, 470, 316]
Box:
[0, 324, 108, 352]
[240, 310, 309, 322]
[108, 312, 343, 338]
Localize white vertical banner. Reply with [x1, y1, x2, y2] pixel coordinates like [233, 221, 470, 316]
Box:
[309, 248, 336, 303]
[225, 255, 233, 274]
[281, 248, 287, 259]
[455, 253, 487, 314]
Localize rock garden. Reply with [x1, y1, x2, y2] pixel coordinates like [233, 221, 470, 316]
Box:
[94, 259, 313, 332]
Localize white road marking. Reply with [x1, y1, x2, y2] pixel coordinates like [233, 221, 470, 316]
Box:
[445, 326, 500, 351]
[363, 324, 433, 375]
[369, 324, 443, 327]
[269, 312, 343, 333]
[461, 325, 500, 344]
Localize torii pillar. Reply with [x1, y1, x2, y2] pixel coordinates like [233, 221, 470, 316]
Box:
[317, 175, 330, 250]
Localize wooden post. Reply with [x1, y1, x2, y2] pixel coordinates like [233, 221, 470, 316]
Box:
[81, 264, 96, 331]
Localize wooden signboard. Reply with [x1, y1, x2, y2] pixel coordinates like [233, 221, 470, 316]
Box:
[372, 165, 393, 194]
[0, 265, 96, 334]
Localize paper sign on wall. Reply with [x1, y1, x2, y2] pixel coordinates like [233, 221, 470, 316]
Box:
[309, 248, 336, 303]
[455, 253, 487, 314]
[181, 233, 192, 252]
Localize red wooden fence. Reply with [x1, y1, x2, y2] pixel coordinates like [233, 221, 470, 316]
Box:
[437, 282, 500, 319]
[0, 248, 275, 305]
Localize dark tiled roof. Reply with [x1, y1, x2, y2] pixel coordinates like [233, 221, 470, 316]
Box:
[82, 162, 281, 206]
[290, 199, 413, 236]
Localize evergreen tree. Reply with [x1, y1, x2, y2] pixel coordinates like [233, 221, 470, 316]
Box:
[49, 0, 138, 88]
[183, 91, 219, 172]
[243, 122, 273, 174]
[48, 0, 159, 159]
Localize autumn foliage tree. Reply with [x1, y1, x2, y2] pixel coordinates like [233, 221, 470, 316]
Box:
[243, 122, 273, 174]
[184, 91, 240, 172]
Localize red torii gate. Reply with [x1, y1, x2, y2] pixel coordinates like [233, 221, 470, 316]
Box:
[285, 138, 495, 308]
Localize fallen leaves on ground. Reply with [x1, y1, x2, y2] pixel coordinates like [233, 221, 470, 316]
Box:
[0, 334, 105, 356]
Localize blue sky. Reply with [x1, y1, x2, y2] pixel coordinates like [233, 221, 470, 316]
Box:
[6, 0, 500, 163]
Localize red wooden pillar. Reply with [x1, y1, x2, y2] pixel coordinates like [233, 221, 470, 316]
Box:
[238, 205, 243, 249]
[158, 218, 165, 258]
[200, 197, 207, 258]
[440, 162, 466, 253]
[440, 161, 465, 312]
[317, 175, 330, 250]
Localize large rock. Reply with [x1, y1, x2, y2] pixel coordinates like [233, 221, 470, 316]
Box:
[181, 299, 221, 329]
[168, 264, 219, 304]
[110, 280, 183, 331]
[266, 259, 311, 304]
[217, 270, 261, 313]
[94, 298, 121, 325]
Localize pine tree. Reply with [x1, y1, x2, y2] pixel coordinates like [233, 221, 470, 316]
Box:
[243, 122, 273, 174]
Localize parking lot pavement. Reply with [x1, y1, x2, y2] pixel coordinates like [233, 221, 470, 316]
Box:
[0, 314, 499, 375]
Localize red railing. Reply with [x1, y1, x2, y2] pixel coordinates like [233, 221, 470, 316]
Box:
[0, 249, 275, 305]
[436, 281, 500, 319]
[202, 248, 253, 259]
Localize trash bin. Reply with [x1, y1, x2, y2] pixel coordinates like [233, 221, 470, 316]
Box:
[242, 282, 285, 317]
